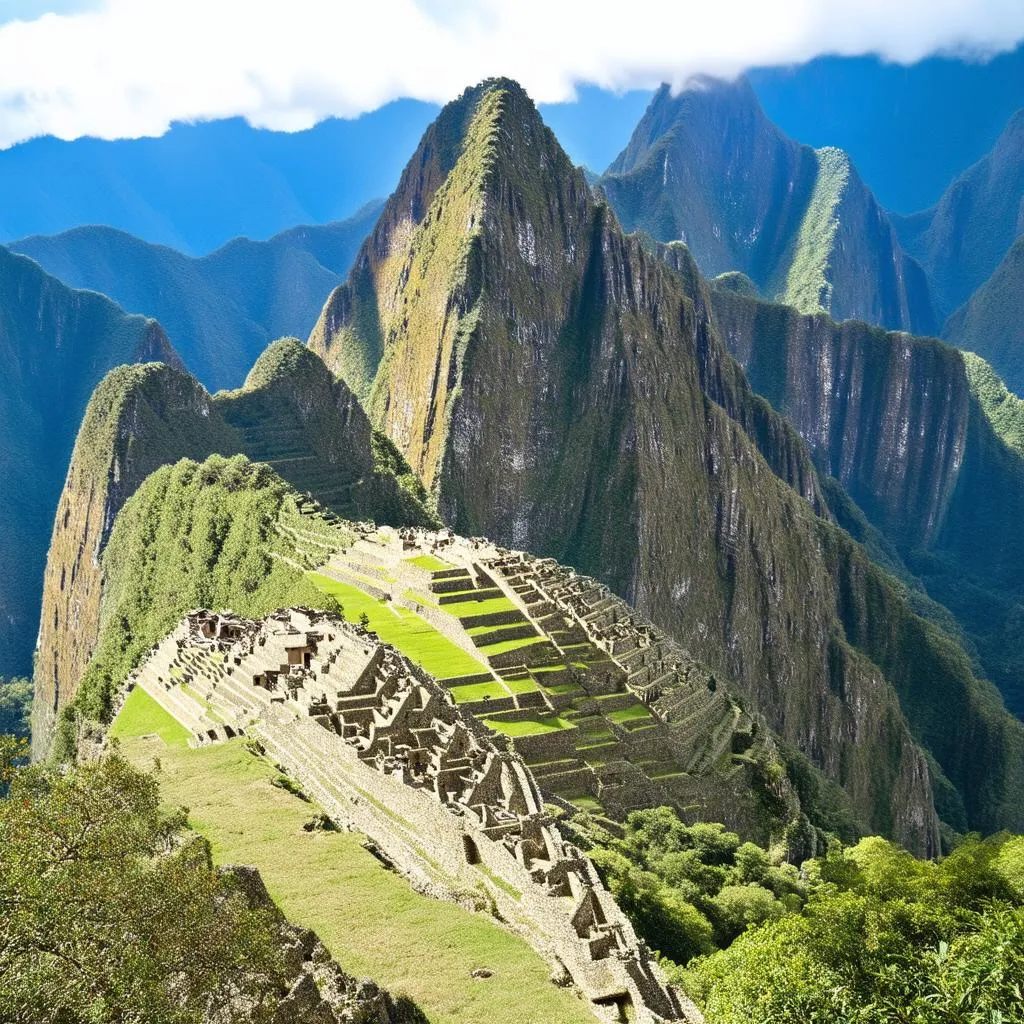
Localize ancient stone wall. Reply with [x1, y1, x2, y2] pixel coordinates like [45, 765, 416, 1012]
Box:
[127, 608, 699, 1024]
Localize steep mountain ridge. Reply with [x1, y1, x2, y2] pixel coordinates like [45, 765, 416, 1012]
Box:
[32, 340, 433, 756]
[942, 236, 1024, 395]
[11, 203, 380, 392]
[707, 274, 1024, 721]
[599, 78, 936, 335]
[311, 79, 1024, 849]
[896, 107, 1024, 319]
[0, 247, 180, 680]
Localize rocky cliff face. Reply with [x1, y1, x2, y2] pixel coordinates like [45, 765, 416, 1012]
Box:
[0, 246, 181, 681]
[32, 363, 237, 753]
[708, 281, 1024, 725]
[303, 79, 1024, 852]
[598, 78, 936, 335]
[897, 107, 1024, 318]
[32, 340, 433, 757]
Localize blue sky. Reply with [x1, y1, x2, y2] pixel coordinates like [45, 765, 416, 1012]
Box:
[0, 1, 1021, 148]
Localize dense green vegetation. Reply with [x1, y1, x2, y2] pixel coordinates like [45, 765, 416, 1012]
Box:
[686, 832, 1024, 1022]
[962, 351, 1024, 456]
[0, 754, 292, 1024]
[56, 456, 340, 758]
[781, 146, 850, 315]
[0, 677, 31, 738]
[566, 807, 808, 965]
[567, 804, 1024, 1021]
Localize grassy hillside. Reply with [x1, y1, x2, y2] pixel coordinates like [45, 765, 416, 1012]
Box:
[780, 147, 850, 314]
[110, 689, 593, 1024]
[12, 203, 380, 391]
[0, 246, 178, 680]
[54, 455, 340, 754]
[962, 351, 1024, 456]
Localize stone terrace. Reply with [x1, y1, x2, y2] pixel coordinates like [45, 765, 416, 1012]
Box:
[128, 608, 699, 1024]
[311, 526, 754, 823]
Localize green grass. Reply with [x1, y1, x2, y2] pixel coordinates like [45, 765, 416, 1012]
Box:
[544, 683, 583, 696]
[405, 553, 452, 571]
[448, 681, 508, 703]
[181, 682, 224, 723]
[309, 573, 486, 680]
[608, 704, 653, 724]
[111, 690, 592, 1024]
[482, 715, 575, 737]
[476, 636, 547, 656]
[504, 676, 540, 695]
[444, 595, 519, 617]
[781, 146, 850, 315]
[109, 685, 191, 748]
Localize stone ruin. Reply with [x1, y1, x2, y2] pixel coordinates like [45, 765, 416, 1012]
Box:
[127, 607, 702, 1024]
[318, 527, 755, 822]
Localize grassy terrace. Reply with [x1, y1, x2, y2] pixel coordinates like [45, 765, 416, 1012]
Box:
[444, 594, 519, 617]
[405, 553, 453, 572]
[482, 714, 575, 737]
[308, 573, 486, 680]
[111, 689, 592, 1024]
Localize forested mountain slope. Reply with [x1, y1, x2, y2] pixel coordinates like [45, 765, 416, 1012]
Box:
[0, 247, 179, 681]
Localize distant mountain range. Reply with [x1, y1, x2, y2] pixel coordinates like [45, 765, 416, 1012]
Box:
[599, 77, 937, 335]
[0, 247, 178, 680]
[1, 47, 1022, 253]
[749, 44, 1024, 214]
[12, 203, 381, 391]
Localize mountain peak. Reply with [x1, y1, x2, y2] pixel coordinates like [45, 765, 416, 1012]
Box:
[600, 77, 935, 333]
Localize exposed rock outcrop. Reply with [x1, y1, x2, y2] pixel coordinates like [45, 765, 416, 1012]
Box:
[226, 865, 427, 1024]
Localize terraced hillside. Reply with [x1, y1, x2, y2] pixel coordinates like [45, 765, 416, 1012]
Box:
[33, 344, 434, 757]
[113, 605, 694, 1023]
[307, 525, 800, 841]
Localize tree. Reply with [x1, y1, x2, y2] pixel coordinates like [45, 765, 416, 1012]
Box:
[0, 677, 32, 737]
[0, 754, 289, 1023]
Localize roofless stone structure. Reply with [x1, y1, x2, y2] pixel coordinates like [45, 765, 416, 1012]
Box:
[126, 607, 701, 1024]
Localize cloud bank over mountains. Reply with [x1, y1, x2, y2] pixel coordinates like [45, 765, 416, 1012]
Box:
[0, 0, 1022, 148]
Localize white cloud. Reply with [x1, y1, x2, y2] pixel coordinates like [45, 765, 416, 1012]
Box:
[0, 0, 1021, 147]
